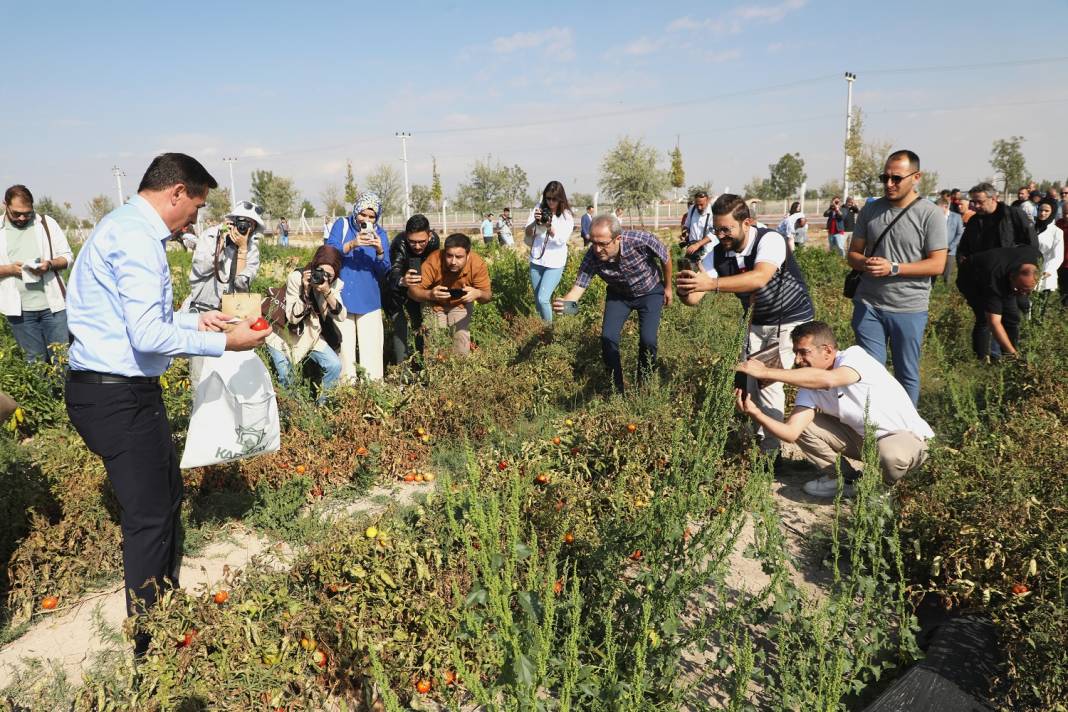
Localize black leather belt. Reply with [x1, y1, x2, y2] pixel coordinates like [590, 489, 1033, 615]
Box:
[67, 371, 160, 385]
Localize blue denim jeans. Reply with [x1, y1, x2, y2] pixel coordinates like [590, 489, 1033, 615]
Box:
[851, 300, 927, 406]
[8, 308, 69, 363]
[267, 344, 341, 401]
[529, 263, 564, 322]
[828, 232, 847, 256]
[601, 289, 663, 394]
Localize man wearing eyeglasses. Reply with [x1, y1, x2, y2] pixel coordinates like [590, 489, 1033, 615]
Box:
[552, 215, 671, 394]
[847, 150, 947, 407]
[0, 184, 73, 363]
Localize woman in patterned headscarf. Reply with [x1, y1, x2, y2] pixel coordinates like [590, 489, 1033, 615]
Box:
[325, 190, 391, 382]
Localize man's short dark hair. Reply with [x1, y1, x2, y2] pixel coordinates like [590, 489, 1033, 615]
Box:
[586, 205, 593, 211]
[887, 149, 920, 171]
[443, 233, 471, 252]
[405, 213, 430, 234]
[3, 184, 33, 205]
[969, 182, 997, 198]
[693, 189, 709, 199]
[710, 193, 750, 222]
[502, 207, 510, 213]
[790, 321, 838, 348]
[137, 153, 218, 197]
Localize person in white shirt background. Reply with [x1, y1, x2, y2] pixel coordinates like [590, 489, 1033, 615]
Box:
[524, 180, 574, 322]
[779, 201, 807, 250]
[735, 320, 933, 499]
[0, 184, 72, 363]
[680, 189, 715, 259]
[1034, 201, 1064, 297]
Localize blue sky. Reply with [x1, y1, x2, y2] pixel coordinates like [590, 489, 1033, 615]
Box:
[6, 0, 1067, 217]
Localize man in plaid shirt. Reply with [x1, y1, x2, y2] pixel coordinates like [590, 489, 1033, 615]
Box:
[554, 214, 672, 393]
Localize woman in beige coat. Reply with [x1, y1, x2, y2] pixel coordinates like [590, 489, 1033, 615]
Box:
[265, 246, 346, 400]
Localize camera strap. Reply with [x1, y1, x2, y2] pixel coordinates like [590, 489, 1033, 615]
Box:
[39, 216, 66, 298]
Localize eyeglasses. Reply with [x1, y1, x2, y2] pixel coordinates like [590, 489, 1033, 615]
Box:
[590, 239, 616, 249]
[712, 225, 736, 236]
[878, 171, 919, 185]
[237, 201, 263, 215]
[6, 209, 34, 219]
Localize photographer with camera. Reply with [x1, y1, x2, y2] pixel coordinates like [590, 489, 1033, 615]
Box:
[384, 214, 441, 364]
[681, 189, 715, 259]
[524, 181, 574, 322]
[325, 191, 391, 382]
[185, 200, 264, 312]
[264, 245, 346, 399]
[408, 233, 491, 356]
[676, 194, 814, 466]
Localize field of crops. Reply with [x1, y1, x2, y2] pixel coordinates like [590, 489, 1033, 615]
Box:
[0, 238, 1064, 711]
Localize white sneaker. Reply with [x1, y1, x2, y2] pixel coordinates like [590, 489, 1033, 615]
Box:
[802, 475, 856, 499]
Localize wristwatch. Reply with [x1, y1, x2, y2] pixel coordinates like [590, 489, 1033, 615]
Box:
[890, 262, 900, 276]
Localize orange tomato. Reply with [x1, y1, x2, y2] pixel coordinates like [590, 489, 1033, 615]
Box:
[551, 436, 561, 445]
[535, 473, 549, 485]
[416, 679, 432, 694]
[553, 578, 564, 595]
[41, 595, 59, 610]
[356, 446, 369, 456]
[626, 423, 637, 433]
[213, 590, 229, 605]
[629, 550, 642, 561]
[563, 532, 575, 544]
[295, 465, 306, 474]
[1012, 583, 1030, 595]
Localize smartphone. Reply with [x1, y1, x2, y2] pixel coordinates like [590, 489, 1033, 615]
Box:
[448, 288, 465, 299]
[733, 370, 750, 395]
[676, 255, 698, 273]
[561, 300, 579, 315]
[408, 256, 422, 274]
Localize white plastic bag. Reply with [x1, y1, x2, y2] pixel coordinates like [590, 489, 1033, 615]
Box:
[180, 351, 280, 469]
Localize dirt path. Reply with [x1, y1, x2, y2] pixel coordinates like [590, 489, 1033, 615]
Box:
[0, 482, 422, 691]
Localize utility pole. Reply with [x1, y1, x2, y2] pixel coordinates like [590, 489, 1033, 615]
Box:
[223, 157, 238, 208]
[842, 72, 856, 201]
[395, 132, 412, 220]
[111, 166, 125, 206]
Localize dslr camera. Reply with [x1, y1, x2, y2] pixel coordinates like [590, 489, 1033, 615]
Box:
[231, 217, 256, 235]
[538, 202, 553, 226]
[310, 267, 329, 287]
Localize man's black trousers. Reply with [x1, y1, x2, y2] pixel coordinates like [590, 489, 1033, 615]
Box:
[65, 380, 182, 654]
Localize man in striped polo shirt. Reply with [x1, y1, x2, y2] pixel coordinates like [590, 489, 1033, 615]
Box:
[677, 193, 815, 464]
[553, 214, 672, 394]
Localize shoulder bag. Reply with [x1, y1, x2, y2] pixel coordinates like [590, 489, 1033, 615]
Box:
[843, 197, 921, 298]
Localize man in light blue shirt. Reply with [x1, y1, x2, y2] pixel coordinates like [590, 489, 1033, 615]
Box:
[65, 153, 267, 657]
[481, 213, 495, 245]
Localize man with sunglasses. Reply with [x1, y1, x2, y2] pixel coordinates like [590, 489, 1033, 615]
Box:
[847, 150, 947, 407]
[0, 184, 73, 363]
[551, 215, 671, 394]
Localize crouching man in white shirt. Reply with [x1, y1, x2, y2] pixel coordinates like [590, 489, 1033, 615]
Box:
[734, 320, 933, 499]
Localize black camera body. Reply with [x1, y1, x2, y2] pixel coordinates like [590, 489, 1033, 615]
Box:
[231, 217, 256, 235]
[310, 267, 329, 286]
[538, 202, 553, 226]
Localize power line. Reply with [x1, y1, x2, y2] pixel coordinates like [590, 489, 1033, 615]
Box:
[856, 55, 1068, 75]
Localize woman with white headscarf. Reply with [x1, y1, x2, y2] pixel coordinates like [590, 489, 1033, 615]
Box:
[325, 191, 391, 382]
[1034, 201, 1063, 293]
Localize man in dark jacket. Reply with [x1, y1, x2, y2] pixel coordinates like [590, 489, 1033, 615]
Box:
[959, 182, 1037, 262]
[956, 246, 1040, 361]
[383, 214, 440, 364]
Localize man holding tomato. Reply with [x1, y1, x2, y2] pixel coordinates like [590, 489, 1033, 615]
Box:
[64, 153, 268, 656]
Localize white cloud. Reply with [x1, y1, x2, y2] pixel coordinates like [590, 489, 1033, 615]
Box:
[734, 0, 807, 22]
[241, 146, 268, 158]
[491, 27, 575, 60]
[621, 36, 663, 56]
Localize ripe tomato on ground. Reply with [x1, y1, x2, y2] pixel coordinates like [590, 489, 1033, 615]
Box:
[213, 590, 229, 604]
[416, 679, 432, 694]
[41, 596, 59, 610]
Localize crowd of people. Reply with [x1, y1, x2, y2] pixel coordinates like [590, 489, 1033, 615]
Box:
[1, 149, 1065, 657]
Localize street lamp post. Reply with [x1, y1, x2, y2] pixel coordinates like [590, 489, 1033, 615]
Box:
[396, 132, 412, 221]
[111, 166, 125, 206]
[223, 157, 238, 208]
[842, 72, 856, 201]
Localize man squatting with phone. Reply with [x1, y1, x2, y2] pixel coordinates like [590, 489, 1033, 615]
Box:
[407, 232, 492, 355]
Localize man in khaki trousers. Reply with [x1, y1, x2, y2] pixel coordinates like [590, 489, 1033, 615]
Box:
[735, 320, 933, 499]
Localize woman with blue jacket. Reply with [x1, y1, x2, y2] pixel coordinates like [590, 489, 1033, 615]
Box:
[326, 191, 390, 382]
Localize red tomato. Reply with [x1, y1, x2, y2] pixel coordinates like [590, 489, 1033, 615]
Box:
[251, 317, 270, 331]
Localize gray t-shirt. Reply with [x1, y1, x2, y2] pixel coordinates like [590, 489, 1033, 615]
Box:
[853, 197, 947, 312]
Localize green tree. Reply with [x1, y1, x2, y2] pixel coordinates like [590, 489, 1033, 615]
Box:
[86, 195, 114, 224]
[669, 146, 685, 199]
[430, 156, 443, 208]
[249, 170, 298, 219]
[846, 108, 893, 198]
[299, 199, 317, 217]
[742, 177, 773, 201]
[990, 136, 1029, 196]
[571, 192, 595, 210]
[455, 156, 523, 214]
[204, 187, 233, 223]
[344, 160, 358, 204]
[599, 137, 668, 219]
[365, 163, 402, 217]
[410, 185, 433, 214]
[503, 165, 529, 208]
[766, 153, 807, 199]
[320, 185, 346, 218]
[917, 171, 940, 198]
[35, 197, 78, 230]
[687, 183, 713, 200]
[817, 180, 844, 198]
